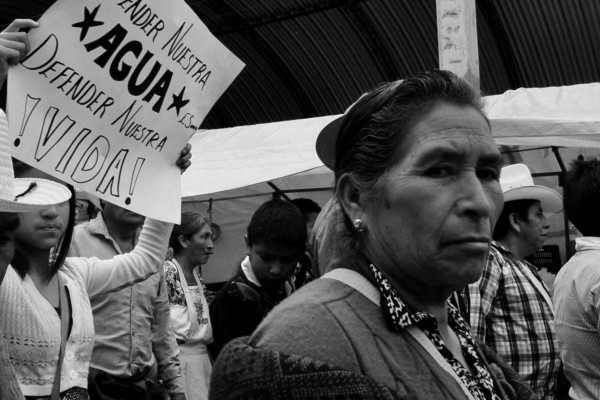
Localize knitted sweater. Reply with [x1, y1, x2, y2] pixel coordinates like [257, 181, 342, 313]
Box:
[0, 218, 172, 397]
[0, 333, 24, 400]
[246, 276, 532, 399]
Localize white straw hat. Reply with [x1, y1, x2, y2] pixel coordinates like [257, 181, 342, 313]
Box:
[500, 163, 563, 213]
[0, 110, 71, 213]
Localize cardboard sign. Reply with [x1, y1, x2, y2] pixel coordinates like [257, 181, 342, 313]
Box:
[8, 0, 244, 223]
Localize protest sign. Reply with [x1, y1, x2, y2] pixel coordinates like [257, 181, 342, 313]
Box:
[8, 0, 244, 223]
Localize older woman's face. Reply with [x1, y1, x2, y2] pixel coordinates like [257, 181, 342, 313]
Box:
[362, 102, 503, 293]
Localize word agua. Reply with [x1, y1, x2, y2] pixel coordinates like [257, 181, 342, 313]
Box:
[117, 0, 212, 87]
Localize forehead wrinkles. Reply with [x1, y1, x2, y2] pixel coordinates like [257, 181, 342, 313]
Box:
[417, 109, 488, 133]
[398, 126, 497, 167]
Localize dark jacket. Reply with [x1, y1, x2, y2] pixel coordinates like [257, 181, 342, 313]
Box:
[208, 265, 288, 358]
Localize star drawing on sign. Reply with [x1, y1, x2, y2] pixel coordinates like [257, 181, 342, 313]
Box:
[167, 87, 190, 116]
[72, 4, 104, 41]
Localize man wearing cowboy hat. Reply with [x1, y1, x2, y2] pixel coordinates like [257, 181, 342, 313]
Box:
[0, 18, 73, 400]
[467, 163, 563, 399]
[553, 157, 600, 399]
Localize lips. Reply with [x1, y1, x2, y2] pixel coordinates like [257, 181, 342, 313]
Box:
[38, 224, 62, 231]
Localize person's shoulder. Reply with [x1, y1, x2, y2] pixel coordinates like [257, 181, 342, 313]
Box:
[557, 251, 600, 287]
[258, 278, 373, 329]
[71, 217, 104, 244]
[72, 220, 91, 235]
[249, 278, 378, 371]
[58, 260, 88, 288]
[163, 259, 177, 273]
[485, 243, 510, 272]
[292, 277, 360, 303]
[210, 276, 251, 307]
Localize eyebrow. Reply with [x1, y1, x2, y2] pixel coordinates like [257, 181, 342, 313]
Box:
[416, 146, 502, 166]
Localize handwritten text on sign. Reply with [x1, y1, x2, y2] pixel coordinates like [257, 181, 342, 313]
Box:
[8, 0, 244, 223]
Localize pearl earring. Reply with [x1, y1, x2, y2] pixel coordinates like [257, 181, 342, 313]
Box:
[353, 218, 365, 232]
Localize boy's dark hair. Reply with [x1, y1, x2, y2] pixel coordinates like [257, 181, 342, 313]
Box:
[290, 198, 321, 221]
[564, 158, 600, 236]
[493, 199, 537, 241]
[247, 199, 307, 251]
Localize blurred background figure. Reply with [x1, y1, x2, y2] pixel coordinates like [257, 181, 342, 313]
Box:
[290, 197, 321, 288]
[553, 157, 600, 400]
[74, 188, 100, 224]
[164, 212, 219, 400]
[291, 198, 321, 236]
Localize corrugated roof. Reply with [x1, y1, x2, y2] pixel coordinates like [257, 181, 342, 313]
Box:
[2, 0, 600, 128]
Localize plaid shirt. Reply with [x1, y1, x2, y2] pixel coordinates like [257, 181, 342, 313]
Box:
[467, 242, 559, 399]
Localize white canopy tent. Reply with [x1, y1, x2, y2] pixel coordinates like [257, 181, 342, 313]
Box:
[182, 83, 600, 283]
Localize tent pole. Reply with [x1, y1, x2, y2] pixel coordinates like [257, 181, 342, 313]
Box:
[552, 146, 572, 261]
[437, 0, 479, 90]
[267, 181, 292, 201]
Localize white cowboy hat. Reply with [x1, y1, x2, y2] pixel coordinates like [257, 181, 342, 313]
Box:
[500, 163, 563, 213]
[0, 110, 71, 213]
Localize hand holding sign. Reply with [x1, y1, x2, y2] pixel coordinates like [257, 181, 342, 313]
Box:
[8, 0, 244, 223]
[176, 142, 191, 174]
[0, 19, 39, 86]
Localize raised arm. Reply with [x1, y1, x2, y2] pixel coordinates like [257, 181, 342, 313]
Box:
[66, 143, 192, 296]
[65, 217, 172, 297]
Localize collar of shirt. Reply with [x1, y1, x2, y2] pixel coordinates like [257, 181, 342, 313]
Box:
[491, 241, 545, 285]
[87, 212, 141, 250]
[241, 255, 262, 287]
[575, 236, 600, 251]
[367, 263, 498, 400]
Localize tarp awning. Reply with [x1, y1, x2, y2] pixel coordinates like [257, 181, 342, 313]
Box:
[183, 83, 600, 199]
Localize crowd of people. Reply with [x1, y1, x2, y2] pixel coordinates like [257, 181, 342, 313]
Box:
[1, 16, 600, 400]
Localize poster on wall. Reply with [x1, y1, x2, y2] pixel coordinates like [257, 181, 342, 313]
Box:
[8, 0, 244, 223]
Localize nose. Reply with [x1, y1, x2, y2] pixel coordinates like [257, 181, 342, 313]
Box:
[541, 214, 550, 229]
[458, 173, 499, 219]
[40, 205, 59, 219]
[206, 237, 214, 250]
[268, 261, 284, 278]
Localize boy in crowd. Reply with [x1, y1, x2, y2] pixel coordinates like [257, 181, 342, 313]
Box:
[209, 198, 307, 358]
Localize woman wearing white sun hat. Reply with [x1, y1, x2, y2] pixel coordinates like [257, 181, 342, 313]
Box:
[0, 117, 71, 400]
[0, 18, 71, 400]
[3, 131, 190, 400]
[3, 124, 190, 400]
[467, 163, 563, 399]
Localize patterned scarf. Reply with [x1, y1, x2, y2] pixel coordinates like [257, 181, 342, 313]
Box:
[369, 264, 500, 400]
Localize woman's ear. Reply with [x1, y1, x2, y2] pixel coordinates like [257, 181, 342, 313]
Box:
[178, 234, 188, 249]
[336, 173, 365, 223]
